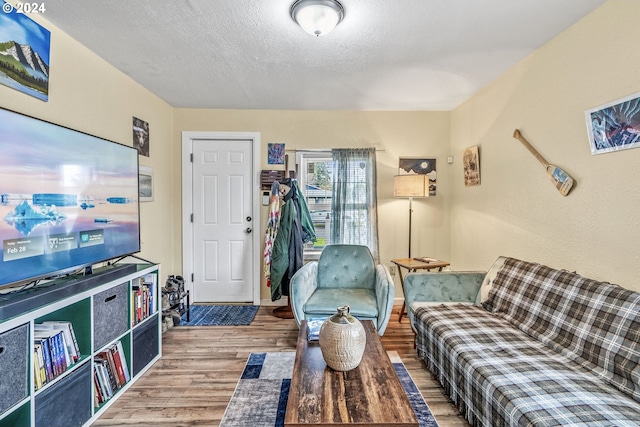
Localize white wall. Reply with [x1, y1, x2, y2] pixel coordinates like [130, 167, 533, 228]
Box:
[0, 13, 176, 275]
[450, 0, 640, 291]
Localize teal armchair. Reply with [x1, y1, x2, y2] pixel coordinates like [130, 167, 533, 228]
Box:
[290, 245, 394, 335]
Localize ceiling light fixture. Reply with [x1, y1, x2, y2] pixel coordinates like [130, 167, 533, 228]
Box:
[290, 0, 345, 37]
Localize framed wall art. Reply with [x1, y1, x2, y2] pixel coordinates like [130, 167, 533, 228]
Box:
[268, 143, 285, 164]
[463, 146, 480, 186]
[133, 116, 150, 157]
[0, 2, 50, 101]
[586, 92, 640, 155]
[398, 157, 437, 196]
[139, 166, 153, 202]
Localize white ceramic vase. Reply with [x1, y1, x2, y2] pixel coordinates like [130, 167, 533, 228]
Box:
[318, 306, 366, 371]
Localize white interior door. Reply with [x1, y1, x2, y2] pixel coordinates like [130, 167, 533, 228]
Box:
[182, 132, 260, 304]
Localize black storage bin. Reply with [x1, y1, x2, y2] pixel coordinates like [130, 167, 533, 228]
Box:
[35, 362, 92, 427]
[132, 315, 158, 376]
[0, 324, 29, 415]
[93, 282, 129, 351]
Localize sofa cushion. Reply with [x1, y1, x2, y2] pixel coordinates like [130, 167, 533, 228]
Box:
[304, 288, 378, 318]
[476, 255, 507, 304]
[414, 303, 640, 426]
[485, 257, 640, 402]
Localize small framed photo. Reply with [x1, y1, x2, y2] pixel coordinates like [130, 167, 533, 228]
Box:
[133, 116, 150, 157]
[139, 166, 153, 202]
[268, 143, 285, 164]
[586, 92, 640, 155]
[463, 146, 480, 186]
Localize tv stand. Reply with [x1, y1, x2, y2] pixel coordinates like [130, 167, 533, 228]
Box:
[0, 263, 161, 427]
[0, 264, 138, 322]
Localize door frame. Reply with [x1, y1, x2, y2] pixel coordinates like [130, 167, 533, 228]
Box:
[181, 131, 261, 305]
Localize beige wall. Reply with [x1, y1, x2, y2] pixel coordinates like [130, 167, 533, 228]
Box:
[0, 14, 176, 276]
[450, 0, 640, 291]
[7, 0, 637, 299]
[173, 109, 451, 300]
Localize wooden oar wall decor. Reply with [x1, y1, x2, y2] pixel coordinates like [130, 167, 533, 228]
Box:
[512, 129, 575, 196]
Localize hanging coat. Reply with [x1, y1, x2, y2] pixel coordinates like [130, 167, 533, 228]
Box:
[269, 179, 315, 301]
[263, 181, 281, 288]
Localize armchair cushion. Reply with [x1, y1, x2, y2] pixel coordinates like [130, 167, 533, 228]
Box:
[317, 245, 375, 289]
[304, 288, 378, 318]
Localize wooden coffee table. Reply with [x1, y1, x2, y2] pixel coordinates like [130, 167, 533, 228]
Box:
[284, 320, 418, 426]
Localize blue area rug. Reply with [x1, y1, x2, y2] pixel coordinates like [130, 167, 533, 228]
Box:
[220, 351, 439, 427]
[180, 305, 259, 326]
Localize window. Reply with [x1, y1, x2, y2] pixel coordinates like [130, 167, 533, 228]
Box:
[296, 152, 333, 251]
[297, 149, 379, 261]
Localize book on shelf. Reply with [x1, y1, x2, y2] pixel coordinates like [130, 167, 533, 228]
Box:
[96, 351, 120, 391]
[144, 273, 156, 316]
[38, 321, 80, 362]
[115, 341, 130, 383]
[35, 323, 79, 380]
[33, 346, 45, 390]
[132, 277, 155, 325]
[110, 347, 126, 386]
[33, 328, 70, 383]
[94, 360, 113, 402]
[93, 372, 103, 407]
[93, 340, 131, 405]
[34, 334, 54, 384]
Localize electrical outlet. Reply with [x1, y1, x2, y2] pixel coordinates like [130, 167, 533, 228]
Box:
[389, 265, 396, 276]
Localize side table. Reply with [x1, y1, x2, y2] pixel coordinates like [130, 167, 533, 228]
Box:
[391, 257, 450, 322]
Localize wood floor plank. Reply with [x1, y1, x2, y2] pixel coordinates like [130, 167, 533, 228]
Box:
[93, 304, 469, 427]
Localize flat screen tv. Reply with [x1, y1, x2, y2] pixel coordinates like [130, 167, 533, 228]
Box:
[0, 107, 140, 289]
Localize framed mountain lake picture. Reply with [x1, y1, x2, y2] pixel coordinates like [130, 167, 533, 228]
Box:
[0, 2, 50, 101]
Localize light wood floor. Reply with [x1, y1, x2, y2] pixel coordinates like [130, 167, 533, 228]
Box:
[93, 304, 470, 427]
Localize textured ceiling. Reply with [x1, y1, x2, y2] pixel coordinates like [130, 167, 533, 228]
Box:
[42, 0, 606, 111]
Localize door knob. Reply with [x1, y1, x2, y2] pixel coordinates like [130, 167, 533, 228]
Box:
[245, 228, 252, 233]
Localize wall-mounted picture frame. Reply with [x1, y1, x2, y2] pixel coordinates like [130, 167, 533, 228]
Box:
[586, 92, 640, 155]
[398, 157, 437, 196]
[132, 116, 150, 157]
[268, 143, 285, 164]
[0, 2, 50, 101]
[139, 166, 153, 202]
[463, 146, 480, 186]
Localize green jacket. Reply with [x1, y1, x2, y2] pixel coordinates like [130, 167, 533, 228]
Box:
[270, 180, 315, 301]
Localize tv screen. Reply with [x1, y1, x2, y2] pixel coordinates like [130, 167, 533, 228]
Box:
[0, 107, 140, 289]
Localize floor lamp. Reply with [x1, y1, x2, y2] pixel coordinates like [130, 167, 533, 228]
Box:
[394, 175, 429, 258]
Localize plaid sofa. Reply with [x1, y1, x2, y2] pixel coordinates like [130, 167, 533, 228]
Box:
[404, 257, 640, 426]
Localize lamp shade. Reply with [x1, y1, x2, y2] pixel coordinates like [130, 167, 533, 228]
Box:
[394, 175, 430, 198]
[291, 0, 344, 36]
